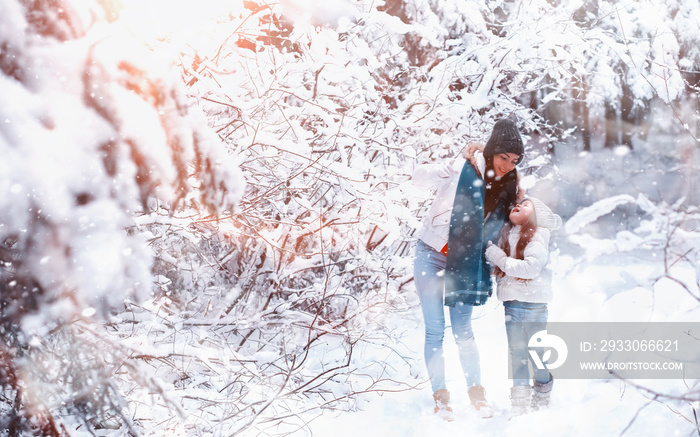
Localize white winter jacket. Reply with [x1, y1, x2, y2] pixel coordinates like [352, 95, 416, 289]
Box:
[485, 226, 554, 303]
[412, 154, 487, 252]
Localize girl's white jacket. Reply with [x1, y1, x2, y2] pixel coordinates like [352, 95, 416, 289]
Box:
[485, 226, 554, 303]
[411, 154, 487, 253]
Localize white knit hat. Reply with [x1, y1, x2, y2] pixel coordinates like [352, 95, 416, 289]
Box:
[525, 197, 562, 230]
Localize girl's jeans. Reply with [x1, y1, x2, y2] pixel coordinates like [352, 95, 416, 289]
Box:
[504, 300, 551, 386]
[414, 240, 481, 393]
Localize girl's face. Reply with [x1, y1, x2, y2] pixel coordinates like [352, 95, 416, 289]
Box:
[509, 200, 535, 226]
[492, 153, 520, 178]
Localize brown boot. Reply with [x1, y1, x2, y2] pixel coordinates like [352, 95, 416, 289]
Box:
[468, 385, 494, 418]
[433, 389, 454, 421]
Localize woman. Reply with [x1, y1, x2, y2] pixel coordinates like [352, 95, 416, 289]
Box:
[412, 119, 524, 419]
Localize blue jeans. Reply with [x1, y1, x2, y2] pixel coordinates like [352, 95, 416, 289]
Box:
[414, 240, 481, 392]
[504, 300, 550, 386]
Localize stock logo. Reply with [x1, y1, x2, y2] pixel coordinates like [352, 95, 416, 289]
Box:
[528, 330, 568, 370]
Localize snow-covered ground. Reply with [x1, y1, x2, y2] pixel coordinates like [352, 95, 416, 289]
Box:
[303, 142, 700, 436]
[307, 248, 700, 437]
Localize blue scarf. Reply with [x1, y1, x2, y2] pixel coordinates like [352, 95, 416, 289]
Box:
[444, 161, 509, 306]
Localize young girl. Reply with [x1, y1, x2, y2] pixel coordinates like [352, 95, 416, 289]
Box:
[484, 197, 562, 417]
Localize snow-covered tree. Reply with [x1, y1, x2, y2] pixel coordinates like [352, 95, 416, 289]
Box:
[0, 0, 242, 433]
[1, 0, 698, 435]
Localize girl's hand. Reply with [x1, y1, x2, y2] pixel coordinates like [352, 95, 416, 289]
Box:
[485, 243, 506, 268]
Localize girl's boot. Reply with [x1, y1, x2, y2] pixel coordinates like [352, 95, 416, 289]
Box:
[531, 374, 553, 411]
[509, 385, 531, 419]
[468, 385, 494, 418]
[432, 389, 454, 421]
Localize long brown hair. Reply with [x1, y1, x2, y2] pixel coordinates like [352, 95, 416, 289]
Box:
[483, 156, 518, 217]
[500, 201, 537, 260]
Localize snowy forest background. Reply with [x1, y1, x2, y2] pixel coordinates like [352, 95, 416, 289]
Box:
[1, 0, 699, 436]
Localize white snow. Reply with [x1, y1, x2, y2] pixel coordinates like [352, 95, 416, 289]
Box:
[2, 0, 699, 435]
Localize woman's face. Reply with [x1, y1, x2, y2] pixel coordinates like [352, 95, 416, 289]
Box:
[509, 200, 535, 226]
[492, 153, 520, 178]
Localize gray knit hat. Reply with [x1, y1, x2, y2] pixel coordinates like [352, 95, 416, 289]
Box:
[483, 119, 524, 164]
[526, 197, 562, 230]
